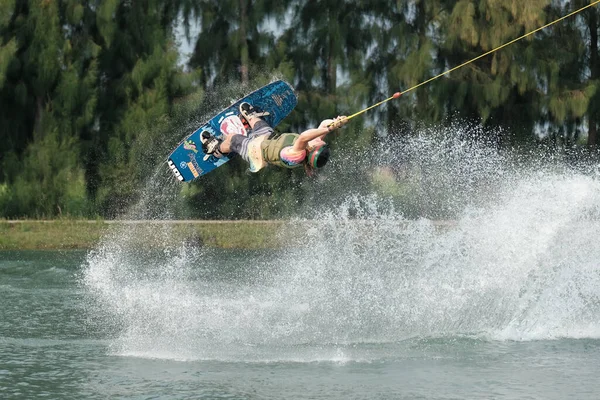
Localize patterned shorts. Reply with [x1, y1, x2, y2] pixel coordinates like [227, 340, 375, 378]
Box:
[229, 120, 273, 162]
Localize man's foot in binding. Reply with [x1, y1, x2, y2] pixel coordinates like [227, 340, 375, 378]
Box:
[200, 131, 224, 161]
[239, 102, 270, 123]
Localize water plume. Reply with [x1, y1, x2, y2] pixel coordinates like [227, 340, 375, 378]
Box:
[82, 121, 600, 362]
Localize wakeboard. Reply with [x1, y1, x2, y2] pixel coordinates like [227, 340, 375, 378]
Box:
[167, 80, 297, 182]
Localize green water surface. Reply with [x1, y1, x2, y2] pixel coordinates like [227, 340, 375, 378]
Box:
[1, 250, 599, 400]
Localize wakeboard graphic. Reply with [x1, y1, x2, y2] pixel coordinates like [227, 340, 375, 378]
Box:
[167, 80, 297, 182]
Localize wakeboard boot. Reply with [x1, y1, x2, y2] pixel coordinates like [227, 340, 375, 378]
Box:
[200, 131, 224, 161]
[239, 102, 270, 124]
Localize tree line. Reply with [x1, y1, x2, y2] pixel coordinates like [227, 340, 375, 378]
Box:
[0, 0, 598, 219]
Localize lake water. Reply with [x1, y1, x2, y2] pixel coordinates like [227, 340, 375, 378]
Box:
[2, 206, 600, 399]
[3, 142, 600, 399]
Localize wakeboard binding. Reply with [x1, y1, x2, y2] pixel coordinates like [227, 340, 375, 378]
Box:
[239, 102, 270, 125]
[200, 131, 223, 161]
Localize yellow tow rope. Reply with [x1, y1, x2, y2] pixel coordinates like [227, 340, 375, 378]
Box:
[345, 0, 600, 122]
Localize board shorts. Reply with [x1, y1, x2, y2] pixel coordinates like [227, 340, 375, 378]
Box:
[229, 120, 273, 162]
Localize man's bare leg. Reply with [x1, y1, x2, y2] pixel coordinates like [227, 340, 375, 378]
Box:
[219, 134, 233, 153]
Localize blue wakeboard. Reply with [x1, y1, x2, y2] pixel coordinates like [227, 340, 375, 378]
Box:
[167, 80, 297, 182]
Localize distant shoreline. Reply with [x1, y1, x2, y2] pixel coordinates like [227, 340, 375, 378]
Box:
[0, 220, 287, 250]
[0, 219, 456, 250]
[2, 219, 285, 224]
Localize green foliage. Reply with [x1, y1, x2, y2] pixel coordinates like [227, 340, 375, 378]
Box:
[0, 183, 11, 216]
[25, 0, 62, 98]
[0, 0, 599, 219]
[0, 39, 16, 89]
[7, 131, 90, 217]
[96, 0, 119, 47]
[0, 0, 14, 28]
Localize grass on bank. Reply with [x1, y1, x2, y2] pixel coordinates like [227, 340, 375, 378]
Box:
[0, 220, 287, 250]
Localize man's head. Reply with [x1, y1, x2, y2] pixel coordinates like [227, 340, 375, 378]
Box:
[307, 138, 330, 168]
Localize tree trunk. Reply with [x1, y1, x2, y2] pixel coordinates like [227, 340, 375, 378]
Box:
[326, 8, 336, 95]
[327, 36, 336, 94]
[239, 0, 249, 85]
[415, 0, 429, 118]
[33, 96, 44, 140]
[588, 8, 598, 147]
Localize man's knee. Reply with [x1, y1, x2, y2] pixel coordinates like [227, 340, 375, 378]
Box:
[229, 134, 248, 155]
[250, 120, 274, 138]
[220, 136, 232, 153]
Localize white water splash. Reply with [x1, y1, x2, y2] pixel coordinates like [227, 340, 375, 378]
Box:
[81, 124, 600, 361]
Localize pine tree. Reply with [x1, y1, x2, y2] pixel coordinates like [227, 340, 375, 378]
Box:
[365, 0, 445, 130]
[435, 0, 548, 141]
[432, 0, 597, 147]
[0, 0, 96, 217]
[187, 0, 290, 87]
[284, 0, 373, 133]
[571, 0, 600, 148]
[93, 0, 196, 216]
